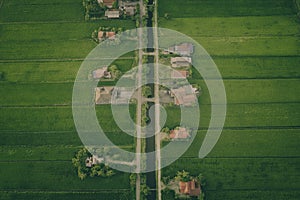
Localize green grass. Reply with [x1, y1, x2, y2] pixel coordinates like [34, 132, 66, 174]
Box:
[212, 56, 300, 79]
[159, 15, 300, 37]
[158, 0, 297, 18]
[183, 129, 300, 158]
[0, 107, 75, 131]
[164, 103, 300, 129]
[0, 191, 132, 200]
[194, 36, 300, 56]
[0, 83, 73, 105]
[0, 40, 96, 60]
[162, 158, 300, 190]
[0, 21, 135, 42]
[0, 0, 84, 22]
[193, 79, 300, 104]
[0, 161, 130, 190]
[0, 131, 81, 146]
[206, 190, 300, 200]
[0, 61, 80, 83]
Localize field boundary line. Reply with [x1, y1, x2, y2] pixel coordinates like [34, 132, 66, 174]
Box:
[0, 57, 135, 63]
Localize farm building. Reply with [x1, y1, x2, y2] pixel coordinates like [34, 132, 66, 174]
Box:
[179, 180, 201, 197]
[98, 0, 116, 8]
[169, 127, 190, 140]
[105, 10, 120, 18]
[85, 155, 104, 168]
[119, 0, 138, 16]
[171, 57, 192, 68]
[166, 43, 194, 56]
[98, 31, 116, 40]
[170, 85, 198, 106]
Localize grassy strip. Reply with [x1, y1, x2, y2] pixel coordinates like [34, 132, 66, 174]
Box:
[158, 0, 296, 18]
[206, 190, 300, 200]
[0, 21, 135, 42]
[0, 161, 130, 190]
[0, 103, 298, 132]
[0, 144, 134, 161]
[0, 78, 299, 106]
[212, 56, 300, 79]
[159, 15, 300, 37]
[183, 129, 300, 158]
[0, 191, 132, 200]
[0, 1, 84, 22]
[164, 103, 300, 129]
[194, 79, 300, 105]
[162, 157, 300, 190]
[0, 40, 96, 60]
[193, 36, 300, 56]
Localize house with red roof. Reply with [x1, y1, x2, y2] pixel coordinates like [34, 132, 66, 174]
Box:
[169, 127, 190, 140]
[179, 179, 201, 197]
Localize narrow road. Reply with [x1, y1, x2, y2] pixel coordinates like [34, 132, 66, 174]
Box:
[135, 0, 146, 199]
[153, 0, 162, 199]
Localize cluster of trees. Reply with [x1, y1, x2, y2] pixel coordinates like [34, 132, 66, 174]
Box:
[142, 85, 152, 98]
[83, 0, 107, 20]
[72, 148, 115, 180]
[162, 170, 207, 200]
[129, 173, 150, 200]
[109, 65, 122, 79]
[91, 26, 124, 43]
[141, 103, 149, 126]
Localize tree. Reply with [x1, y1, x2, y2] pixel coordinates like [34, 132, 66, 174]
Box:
[130, 173, 137, 188]
[140, 184, 150, 196]
[175, 170, 191, 182]
[162, 188, 175, 200]
[161, 127, 170, 134]
[142, 85, 152, 97]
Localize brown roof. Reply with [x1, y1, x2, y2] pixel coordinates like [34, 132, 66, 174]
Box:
[101, 0, 115, 8]
[179, 180, 201, 197]
[98, 31, 104, 39]
[171, 70, 189, 78]
[169, 127, 190, 139]
[107, 31, 116, 40]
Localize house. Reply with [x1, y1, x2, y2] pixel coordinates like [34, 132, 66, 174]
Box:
[98, 0, 116, 8]
[98, 31, 116, 41]
[169, 127, 190, 140]
[92, 66, 111, 79]
[171, 70, 189, 79]
[179, 180, 201, 197]
[98, 31, 104, 40]
[105, 10, 120, 19]
[95, 86, 114, 104]
[171, 57, 192, 68]
[170, 85, 198, 106]
[85, 155, 104, 167]
[124, 6, 136, 16]
[166, 43, 194, 56]
[106, 31, 116, 40]
[119, 0, 139, 16]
